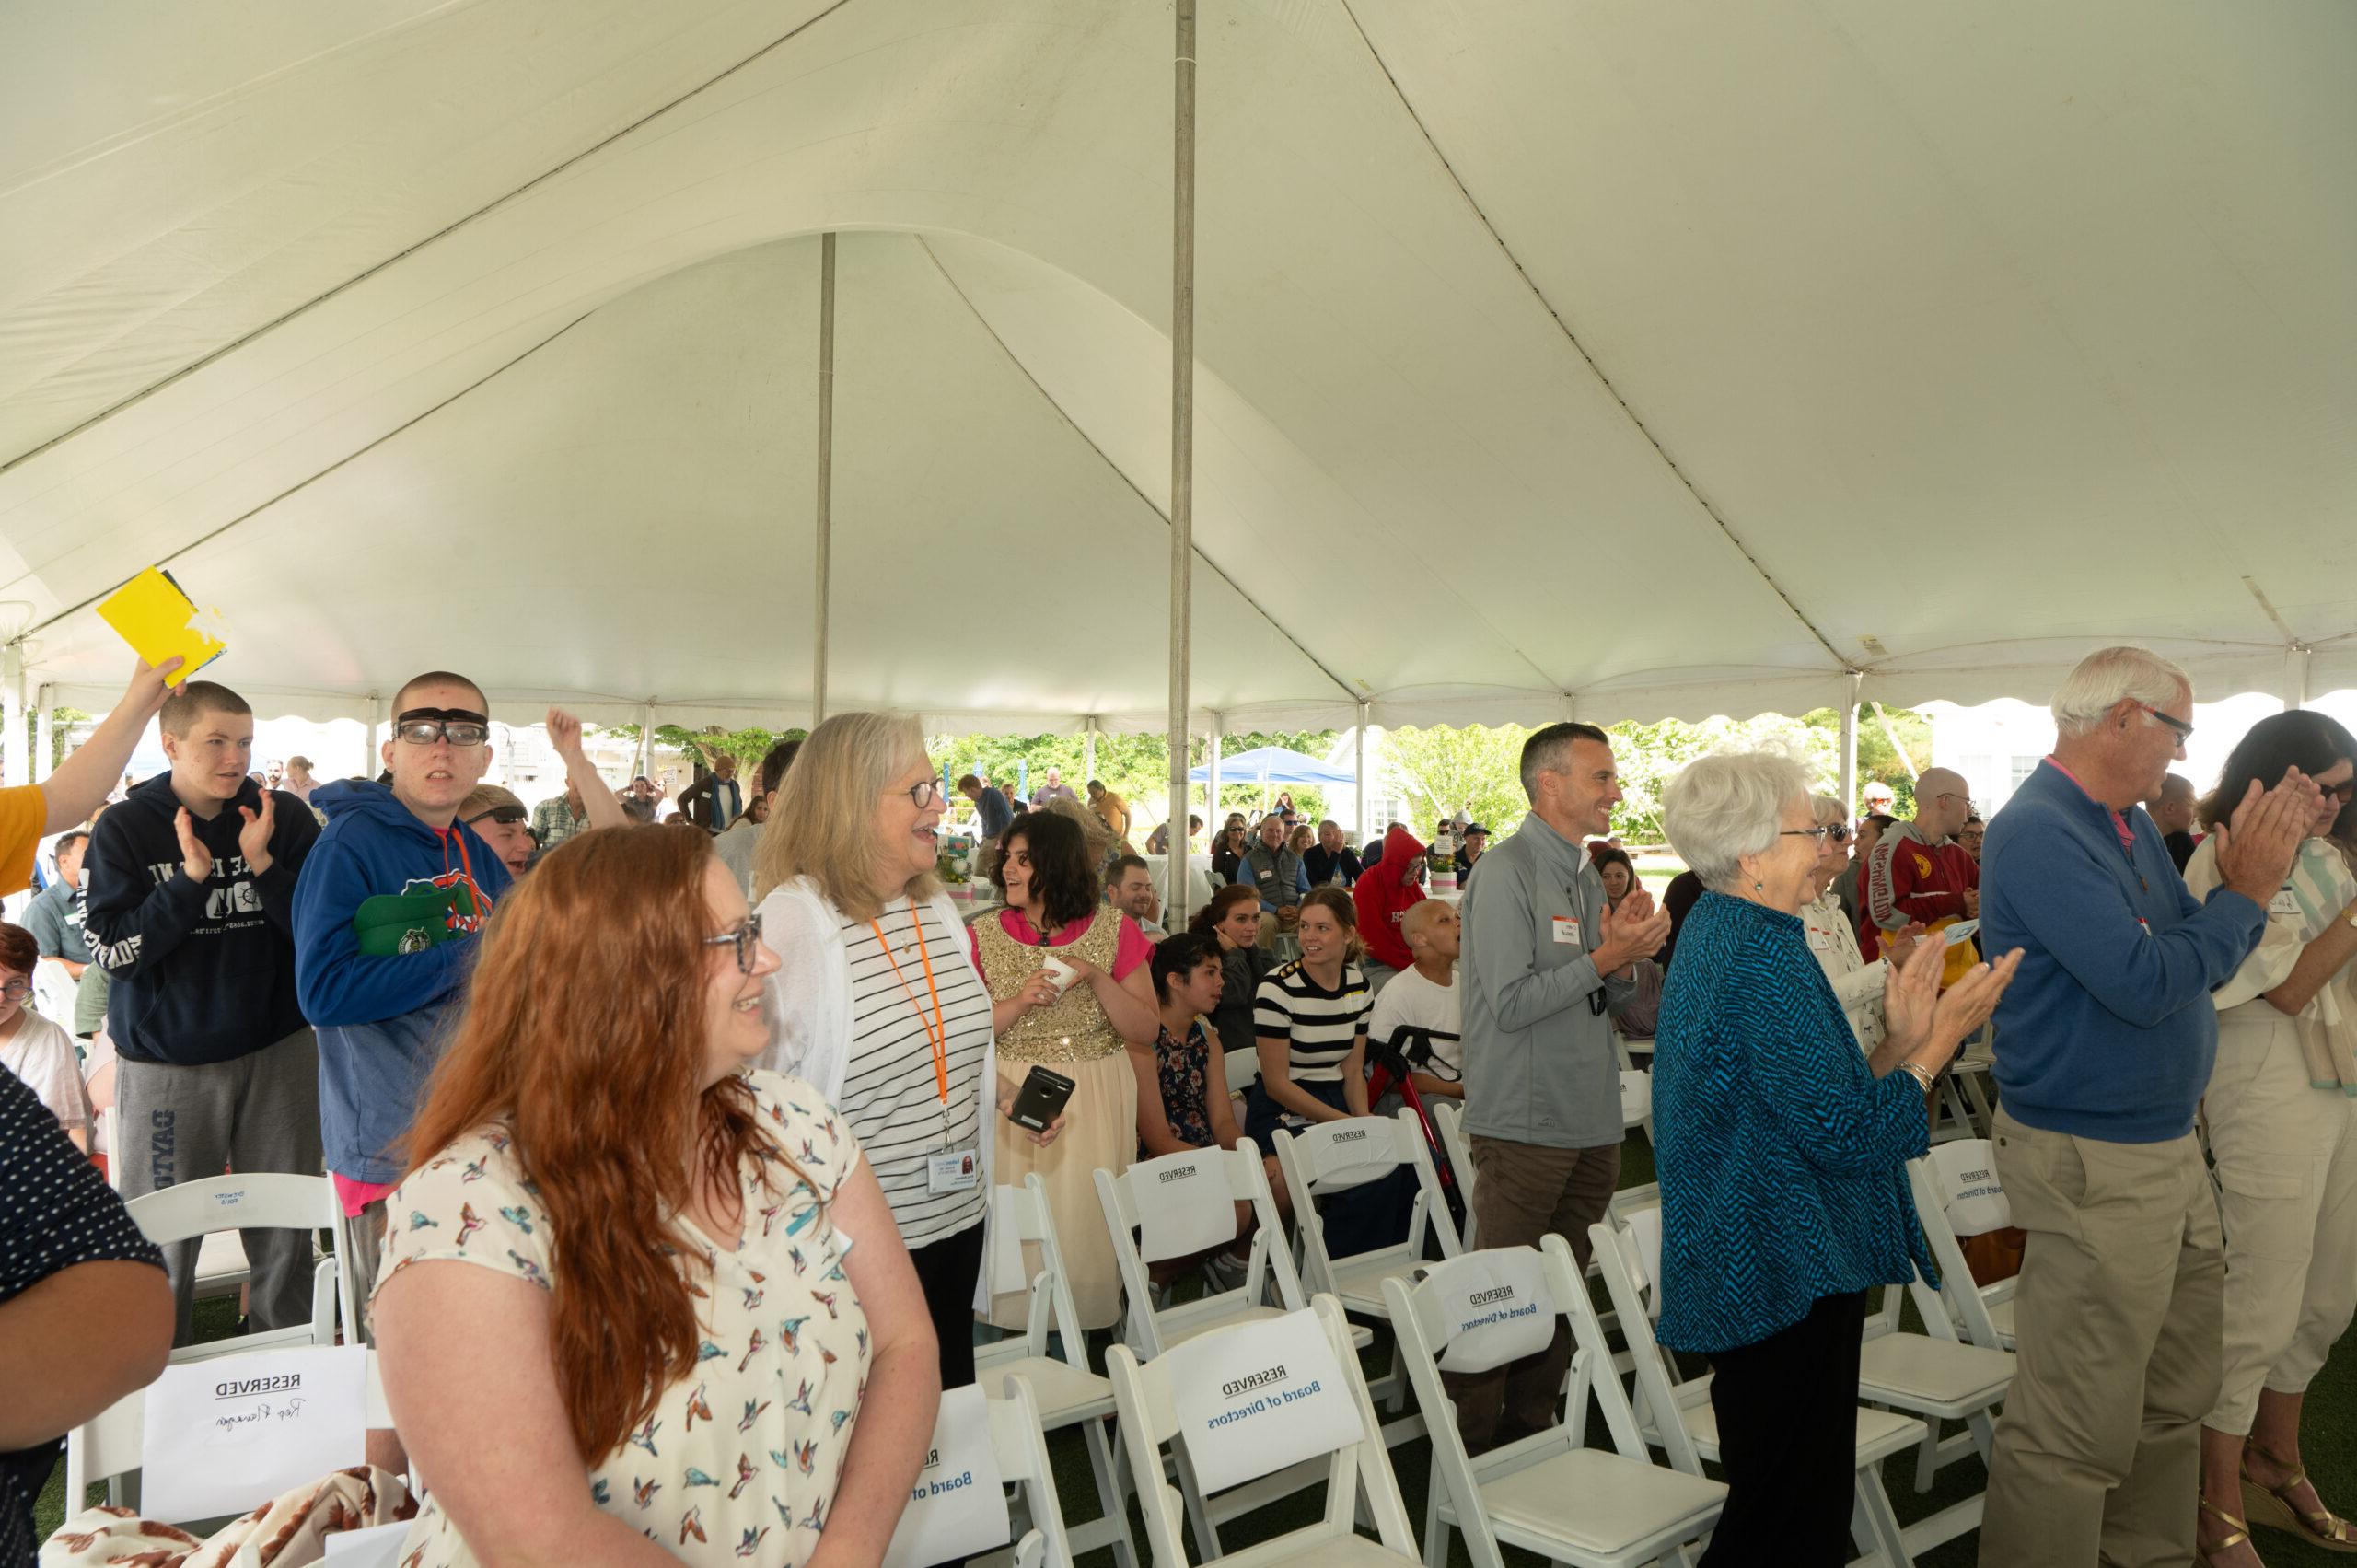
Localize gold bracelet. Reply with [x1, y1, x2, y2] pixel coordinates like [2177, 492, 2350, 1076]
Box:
[1898, 1060, 1936, 1093]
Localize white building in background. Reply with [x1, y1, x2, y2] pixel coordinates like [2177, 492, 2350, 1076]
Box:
[1926, 690, 2357, 818]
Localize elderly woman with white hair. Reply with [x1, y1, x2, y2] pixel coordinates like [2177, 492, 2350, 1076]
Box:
[1797, 793, 1920, 1053]
[1652, 751, 2021, 1563]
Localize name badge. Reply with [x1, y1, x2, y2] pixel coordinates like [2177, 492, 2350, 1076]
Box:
[2270, 889, 2303, 918]
[1550, 915, 1582, 946]
[928, 1148, 981, 1195]
[1806, 926, 1836, 951]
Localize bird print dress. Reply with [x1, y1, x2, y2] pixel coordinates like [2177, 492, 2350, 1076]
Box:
[377, 1071, 871, 1567]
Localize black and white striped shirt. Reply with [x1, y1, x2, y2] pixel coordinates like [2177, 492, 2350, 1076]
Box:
[1253, 962, 1371, 1084]
[838, 901, 993, 1249]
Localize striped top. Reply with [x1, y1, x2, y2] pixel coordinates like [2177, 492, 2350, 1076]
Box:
[839, 900, 993, 1248]
[1253, 960, 1371, 1084]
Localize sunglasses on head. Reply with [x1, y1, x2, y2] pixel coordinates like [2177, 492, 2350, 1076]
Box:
[395, 707, 490, 748]
[464, 804, 528, 827]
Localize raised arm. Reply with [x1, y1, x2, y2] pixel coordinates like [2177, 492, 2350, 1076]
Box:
[39, 659, 183, 834]
[545, 710, 627, 830]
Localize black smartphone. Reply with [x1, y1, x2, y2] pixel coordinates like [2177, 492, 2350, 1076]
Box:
[1007, 1064, 1077, 1132]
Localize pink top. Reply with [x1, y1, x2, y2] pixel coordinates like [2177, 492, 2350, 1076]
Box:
[333, 1172, 399, 1219]
[2044, 755, 2136, 853]
[970, 909, 1155, 980]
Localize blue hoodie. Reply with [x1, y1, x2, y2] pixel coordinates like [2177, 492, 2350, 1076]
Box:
[294, 781, 513, 1185]
[1983, 760, 2264, 1143]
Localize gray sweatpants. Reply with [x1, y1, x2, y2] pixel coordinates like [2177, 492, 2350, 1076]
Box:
[116, 1028, 325, 1347]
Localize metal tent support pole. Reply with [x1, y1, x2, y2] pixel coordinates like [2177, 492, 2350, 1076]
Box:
[33, 686, 53, 784]
[2, 646, 24, 791]
[636, 703, 656, 780]
[1354, 702, 1369, 843]
[1083, 718, 1097, 789]
[813, 231, 837, 726]
[2292, 645, 2313, 709]
[1840, 671, 1863, 811]
[1164, 0, 1198, 929]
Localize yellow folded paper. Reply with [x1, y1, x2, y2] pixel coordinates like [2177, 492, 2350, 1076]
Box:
[96, 566, 226, 677]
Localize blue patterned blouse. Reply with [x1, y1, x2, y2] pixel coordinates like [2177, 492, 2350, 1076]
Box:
[1653, 891, 1936, 1355]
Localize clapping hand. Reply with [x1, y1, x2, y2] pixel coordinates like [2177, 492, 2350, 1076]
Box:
[174, 807, 214, 886]
[1929, 947, 2025, 1053]
[1881, 932, 1943, 1051]
[2214, 768, 2323, 903]
[1594, 894, 1671, 973]
[236, 788, 276, 875]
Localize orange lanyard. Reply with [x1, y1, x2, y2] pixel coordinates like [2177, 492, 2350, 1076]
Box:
[868, 897, 950, 1102]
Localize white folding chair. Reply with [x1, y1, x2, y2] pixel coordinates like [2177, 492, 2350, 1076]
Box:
[975, 1178, 1138, 1568]
[65, 1348, 388, 1518]
[1223, 1045, 1260, 1100]
[1385, 1240, 1725, 1568]
[1429, 1100, 1477, 1246]
[1904, 1141, 2016, 1352]
[975, 1373, 1080, 1568]
[1588, 1220, 1927, 1568]
[125, 1172, 354, 1360]
[1106, 1295, 1422, 1568]
[1274, 1111, 1462, 1443]
[1619, 1069, 1654, 1144]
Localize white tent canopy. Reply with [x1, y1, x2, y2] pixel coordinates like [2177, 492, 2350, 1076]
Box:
[2, 1, 2351, 731]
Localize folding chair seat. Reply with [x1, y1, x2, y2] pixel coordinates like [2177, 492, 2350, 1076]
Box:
[1105, 1295, 1422, 1568]
[1384, 1238, 1724, 1568]
[975, 1177, 1137, 1568]
[1589, 1216, 1927, 1567]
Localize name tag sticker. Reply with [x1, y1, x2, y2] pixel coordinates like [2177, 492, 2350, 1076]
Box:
[882, 1385, 1010, 1568]
[1806, 926, 1836, 951]
[141, 1346, 367, 1524]
[1550, 916, 1582, 946]
[929, 1147, 981, 1195]
[1165, 1307, 1364, 1493]
[2271, 889, 2303, 917]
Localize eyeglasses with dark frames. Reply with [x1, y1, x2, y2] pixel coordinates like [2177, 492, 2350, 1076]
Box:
[704, 913, 764, 974]
[2138, 704, 2195, 744]
[891, 778, 941, 811]
[1778, 825, 1848, 845]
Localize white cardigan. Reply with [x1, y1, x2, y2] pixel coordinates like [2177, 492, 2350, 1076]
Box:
[756, 876, 1004, 1304]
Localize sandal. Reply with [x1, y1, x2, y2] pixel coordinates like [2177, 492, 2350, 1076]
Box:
[2200, 1496, 2260, 1567]
[2243, 1448, 2357, 1553]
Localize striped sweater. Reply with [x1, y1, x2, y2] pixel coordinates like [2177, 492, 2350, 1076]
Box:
[1652, 891, 1935, 1354]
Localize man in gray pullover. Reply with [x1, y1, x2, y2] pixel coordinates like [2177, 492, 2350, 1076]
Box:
[1455, 721, 1670, 1451]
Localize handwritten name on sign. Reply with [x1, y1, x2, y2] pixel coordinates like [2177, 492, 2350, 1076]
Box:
[142, 1347, 366, 1524]
[1166, 1307, 1363, 1493]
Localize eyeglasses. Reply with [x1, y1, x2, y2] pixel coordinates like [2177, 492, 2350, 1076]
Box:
[2138, 704, 2195, 744]
[0, 980, 28, 1002]
[704, 913, 764, 974]
[1936, 792, 1976, 812]
[2323, 780, 2357, 806]
[394, 708, 490, 748]
[1778, 826, 1848, 845]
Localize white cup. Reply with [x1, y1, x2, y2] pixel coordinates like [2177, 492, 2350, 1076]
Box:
[1039, 955, 1079, 993]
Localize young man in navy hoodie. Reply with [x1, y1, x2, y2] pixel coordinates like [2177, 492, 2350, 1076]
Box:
[83, 679, 324, 1344]
[293, 671, 513, 1311]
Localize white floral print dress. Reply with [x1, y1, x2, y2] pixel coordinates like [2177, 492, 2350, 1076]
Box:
[378, 1070, 871, 1567]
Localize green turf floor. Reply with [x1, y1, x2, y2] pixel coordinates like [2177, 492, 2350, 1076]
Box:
[35, 1131, 2357, 1563]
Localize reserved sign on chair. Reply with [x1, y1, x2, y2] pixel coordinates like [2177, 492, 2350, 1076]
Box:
[1165, 1307, 1362, 1492]
[1134, 1150, 1234, 1261]
[141, 1346, 366, 1523]
[882, 1385, 1010, 1568]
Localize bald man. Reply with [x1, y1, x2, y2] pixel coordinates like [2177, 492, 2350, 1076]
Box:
[2146, 772, 2200, 872]
[1865, 767, 1981, 938]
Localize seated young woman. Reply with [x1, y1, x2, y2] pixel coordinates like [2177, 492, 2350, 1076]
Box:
[371, 827, 937, 1568]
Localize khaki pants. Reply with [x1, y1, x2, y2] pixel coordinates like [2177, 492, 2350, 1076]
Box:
[1980, 1109, 2223, 1568]
[1444, 1136, 1620, 1453]
[2203, 1010, 2357, 1433]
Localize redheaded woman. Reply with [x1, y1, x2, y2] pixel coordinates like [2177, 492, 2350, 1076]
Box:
[372, 827, 937, 1568]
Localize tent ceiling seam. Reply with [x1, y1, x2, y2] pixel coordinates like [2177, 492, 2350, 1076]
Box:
[0, 0, 861, 478]
[915, 236, 1362, 707]
[1332, 0, 1848, 674]
[15, 311, 598, 644]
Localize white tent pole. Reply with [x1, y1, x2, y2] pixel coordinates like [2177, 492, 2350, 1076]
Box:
[1083, 718, 1097, 789]
[33, 685, 53, 784]
[1839, 671, 1862, 811]
[813, 231, 837, 726]
[2291, 645, 2312, 709]
[1354, 703, 1369, 844]
[3, 645, 24, 792]
[369, 693, 388, 773]
[635, 703, 655, 779]
[1164, 0, 1198, 929]
[1208, 719, 1223, 832]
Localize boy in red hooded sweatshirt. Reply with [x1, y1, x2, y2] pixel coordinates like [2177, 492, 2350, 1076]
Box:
[1355, 821, 1430, 983]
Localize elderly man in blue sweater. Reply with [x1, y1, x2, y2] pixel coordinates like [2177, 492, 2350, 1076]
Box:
[1979, 646, 2316, 1568]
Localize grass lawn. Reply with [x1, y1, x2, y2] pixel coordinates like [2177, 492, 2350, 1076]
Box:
[36, 1134, 2357, 1565]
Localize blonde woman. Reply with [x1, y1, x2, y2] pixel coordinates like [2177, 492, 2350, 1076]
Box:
[1798, 793, 1908, 1052]
[753, 712, 1062, 1393]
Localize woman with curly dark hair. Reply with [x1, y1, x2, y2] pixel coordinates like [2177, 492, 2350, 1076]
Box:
[971, 809, 1159, 1329]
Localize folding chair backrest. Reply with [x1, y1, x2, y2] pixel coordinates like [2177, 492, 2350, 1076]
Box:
[977, 1176, 1092, 1372]
[1223, 1046, 1259, 1098]
[1905, 1147, 2012, 1348]
[125, 1172, 353, 1358]
[1275, 1110, 1459, 1299]
[990, 1374, 1076, 1568]
[1928, 1139, 2011, 1237]
[1095, 1145, 1298, 1358]
[1587, 1220, 1710, 1476]
[1104, 1295, 1416, 1564]
[1619, 1068, 1653, 1126]
[1429, 1099, 1477, 1242]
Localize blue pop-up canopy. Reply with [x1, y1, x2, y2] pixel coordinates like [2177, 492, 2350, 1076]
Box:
[1187, 745, 1355, 786]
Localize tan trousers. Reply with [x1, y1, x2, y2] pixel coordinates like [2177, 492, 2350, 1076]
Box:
[2203, 1009, 2357, 1432]
[1979, 1109, 2223, 1568]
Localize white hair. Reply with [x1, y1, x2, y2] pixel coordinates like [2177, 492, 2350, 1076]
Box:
[1809, 793, 1847, 826]
[1664, 751, 1814, 892]
[2050, 645, 2189, 738]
